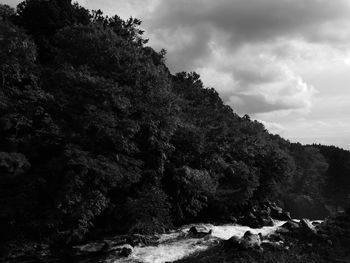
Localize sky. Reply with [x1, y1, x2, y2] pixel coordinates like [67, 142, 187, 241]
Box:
[3, 0, 350, 150]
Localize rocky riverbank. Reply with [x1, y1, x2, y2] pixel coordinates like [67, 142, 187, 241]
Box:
[177, 211, 350, 263]
[3, 203, 349, 263]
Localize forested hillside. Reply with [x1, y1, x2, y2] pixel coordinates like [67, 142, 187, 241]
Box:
[0, 0, 349, 251]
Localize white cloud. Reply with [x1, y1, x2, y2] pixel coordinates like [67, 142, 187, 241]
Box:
[136, 0, 350, 119]
[259, 120, 286, 136]
[180, 43, 317, 115]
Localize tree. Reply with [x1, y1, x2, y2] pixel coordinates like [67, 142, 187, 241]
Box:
[0, 4, 15, 22]
[16, 0, 90, 63]
[164, 166, 216, 223]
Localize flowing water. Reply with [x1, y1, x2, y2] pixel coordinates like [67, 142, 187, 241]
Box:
[108, 220, 286, 263]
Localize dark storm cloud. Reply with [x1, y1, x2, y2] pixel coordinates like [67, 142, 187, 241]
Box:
[142, 0, 350, 114]
[230, 93, 300, 114]
[233, 67, 279, 87]
[154, 24, 214, 72]
[147, 0, 350, 44]
[145, 0, 350, 70]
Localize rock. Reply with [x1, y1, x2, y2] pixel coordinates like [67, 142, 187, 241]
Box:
[267, 233, 284, 242]
[109, 244, 133, 258]
[126, 234, 159, 246]
[272, 211, 292, 221]
[73, 242, 106, 255]
[188, 226, 212, 238]
[267, 202, 292, 221]
[279, 219, 317, 239]
[74, 236, 138, 258]
[239, 212, 261, 228]
[261, 241, 284, 251]
[119, 245, 133, 257]
[225, 232, 262, 250]
[261, 216, 274, 227]
[241, 231, 262, 249]
[109, 235, 141, 247]
[299, 219, 317, 235]
[276, 227, 290, 234]
[282, 220, 300, 231]
[251, 206, 275, 227]
[189, 226, 198, 235]
[226, 236, 242, 248]
[312, 221, 321, 226]
[270, 202, 283, 214]
[125, 236, 139, 247]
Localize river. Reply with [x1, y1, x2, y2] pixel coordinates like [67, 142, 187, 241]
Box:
[107, 220, 287, 263]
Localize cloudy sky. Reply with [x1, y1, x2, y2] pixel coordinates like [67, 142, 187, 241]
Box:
[4, 0, 350, 149]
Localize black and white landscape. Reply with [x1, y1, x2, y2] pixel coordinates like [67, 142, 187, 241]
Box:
[0, 1, 349, 262]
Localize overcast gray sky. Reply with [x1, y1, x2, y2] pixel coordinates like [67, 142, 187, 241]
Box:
[3, 0, 350, 150]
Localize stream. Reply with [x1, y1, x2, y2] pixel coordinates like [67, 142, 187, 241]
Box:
[107, 220, 287, 263]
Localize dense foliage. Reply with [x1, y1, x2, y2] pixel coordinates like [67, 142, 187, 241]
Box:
[316, 145, 350, 209]
[0, 0, 349, 249]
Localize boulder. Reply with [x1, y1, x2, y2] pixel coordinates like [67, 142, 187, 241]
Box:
[261, 216, 274, 227]
[239, 212, 260, 228]
[270, 202, 283, 214]
[276, 227, 290, 235]
[117, 245, 133, 257]
[125, 236, 140, 247]
[109, 244, 133, 258]
[282, 220, 300, 231]
[239, 202, 290, 227]
[279, 219, 317, 239]
[240, 231, 262, 249]
[188, 226, 212, 238]
[299, 219, 317, 235]
[272, 211, 292, 221]
[188, 226, 198, 235]
[312, 221, 321, 227]
[226, 236, 242, 248]
[253, 206, 274, 227]
[225, 231, 262, 250]
[267, 202, 292, 221]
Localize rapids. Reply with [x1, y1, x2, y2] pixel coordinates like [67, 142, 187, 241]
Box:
[108, 220, 286, 263]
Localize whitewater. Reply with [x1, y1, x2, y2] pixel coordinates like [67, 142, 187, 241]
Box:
[107, 220, 286, 263]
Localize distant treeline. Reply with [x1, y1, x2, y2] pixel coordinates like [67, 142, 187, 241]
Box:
[0, 0, 349, 246]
